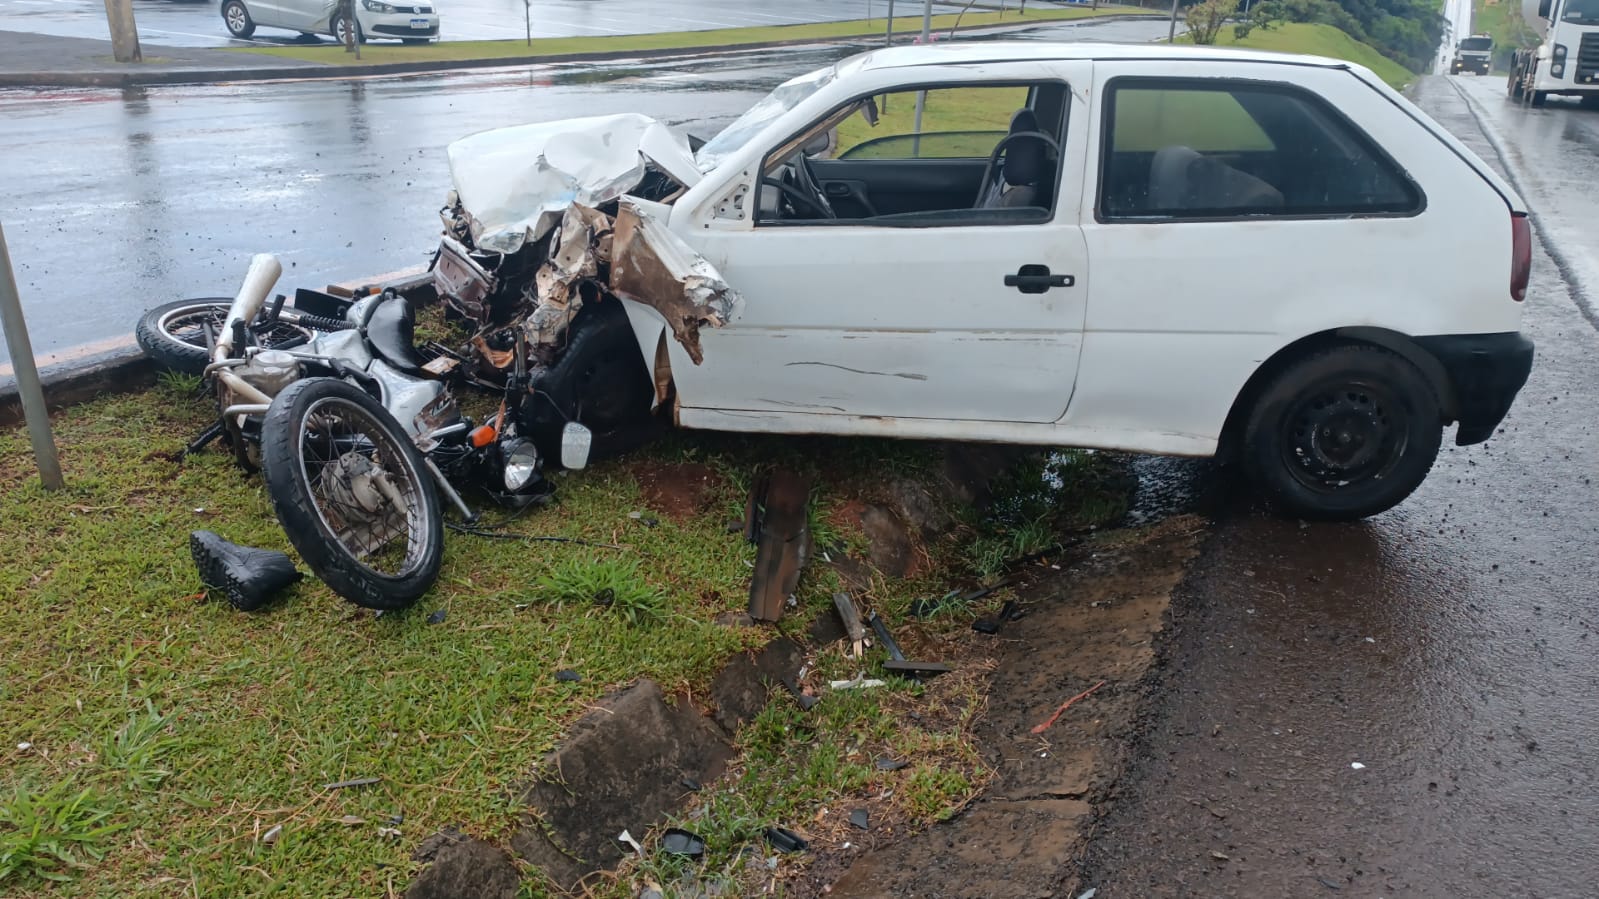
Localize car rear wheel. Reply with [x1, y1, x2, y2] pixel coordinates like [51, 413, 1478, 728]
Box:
[222, 0, 254, 38]
[1242, 345, 1442, 521]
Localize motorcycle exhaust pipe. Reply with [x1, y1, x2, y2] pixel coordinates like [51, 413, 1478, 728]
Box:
[214, 253, 284, 364]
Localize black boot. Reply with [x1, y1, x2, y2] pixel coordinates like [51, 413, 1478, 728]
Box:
[190, 530, 302, 611]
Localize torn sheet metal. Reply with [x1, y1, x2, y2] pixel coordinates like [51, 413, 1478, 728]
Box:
[446, 114, 700, 255]
[433, 235, 496, 322]
[526, 203, 612, 346]
[609, 198, 744, 365]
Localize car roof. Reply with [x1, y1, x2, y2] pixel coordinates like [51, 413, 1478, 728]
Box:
[850, 41, 1354, 72]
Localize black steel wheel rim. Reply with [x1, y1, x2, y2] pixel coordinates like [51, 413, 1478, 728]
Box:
[1280, 379, 1408, 495]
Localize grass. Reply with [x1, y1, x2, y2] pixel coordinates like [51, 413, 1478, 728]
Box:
[1203, 22, 1417, 88]
[0, 361, 1131, 895]
[835, 85, 1025, 158]
[235, 7, 1155, 66]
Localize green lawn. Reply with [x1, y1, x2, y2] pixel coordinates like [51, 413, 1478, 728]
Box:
[236, 6, 1155, 66]
[1206, 22, 1416, 88]
[0, 372, 1126, 896]
[834, 86, 1026, 159]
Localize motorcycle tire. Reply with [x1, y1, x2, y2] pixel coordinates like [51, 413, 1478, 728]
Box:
[260, 377, 443, 610]
[136, 298, 313, 375]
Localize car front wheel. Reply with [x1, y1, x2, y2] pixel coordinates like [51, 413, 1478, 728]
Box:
[1242, 345, 1442, 521]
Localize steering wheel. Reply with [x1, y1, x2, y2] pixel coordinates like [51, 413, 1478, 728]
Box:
[762, 172, 835, 220]
[791, 152, 836, 219]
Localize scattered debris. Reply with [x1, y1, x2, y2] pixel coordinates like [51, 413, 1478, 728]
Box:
[973, 599, 1022, 635]
[1317, 877, 1344, 890]
[680, 777, 702, 792]
[747, 470, 810, 623]
[338, 815, 366, 826]
[659, 828, 706, 859]
[1077, 889, 1098, 899]
[1210, 850, 1231, 862]
[15, 742, 30, 752]
[378, 827, 403, 840]
[1029, 680, 1109, 734]
[190, 530, 302, 612]
[426, 609, 448, 625]
[848, 809, 870, 831]
[555, 669, 583, 683]
[261, 824, 283, 844]
[867, 611, 949, 678]
[833, 592, 868, 658]
[764, 826, 809, 854]
[617, 829, 645, 857]
[829, 677, 887, 690]
[323, 777, 382, 791]
[1350, 762, 1367, 770]
[875, 758, 909, 772]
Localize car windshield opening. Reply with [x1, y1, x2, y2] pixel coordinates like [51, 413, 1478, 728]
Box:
[695, 66, 837, 172]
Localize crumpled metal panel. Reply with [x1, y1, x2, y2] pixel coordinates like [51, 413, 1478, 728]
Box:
[526, 204, 612, 346]
[445, 113, 700, 255]
[608, 198, 744, 365]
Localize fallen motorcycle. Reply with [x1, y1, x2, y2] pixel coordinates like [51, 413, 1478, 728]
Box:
[162, 254, 590, 611]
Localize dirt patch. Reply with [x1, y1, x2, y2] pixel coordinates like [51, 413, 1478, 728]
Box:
[629, 460, 726, 522]
[816, 516, 1206, 898]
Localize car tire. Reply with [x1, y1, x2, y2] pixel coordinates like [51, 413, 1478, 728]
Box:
[222, 0, 255, 38]
[332, 12, 365, 45]
[522, 302, 659, 468]
[1241, 344, 1442, 521]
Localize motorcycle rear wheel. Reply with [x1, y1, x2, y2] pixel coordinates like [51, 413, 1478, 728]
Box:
[136, 298, 313, 375]
[260, 378, 442, 610]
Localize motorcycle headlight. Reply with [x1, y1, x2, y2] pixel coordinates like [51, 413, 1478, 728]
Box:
[501, 439, 540, 493]
[363, 0, 396, 12]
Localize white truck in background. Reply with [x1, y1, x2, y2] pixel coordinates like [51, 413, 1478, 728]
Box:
[1452, 35, 1494, 73]
[1508, 0, 1599, 105]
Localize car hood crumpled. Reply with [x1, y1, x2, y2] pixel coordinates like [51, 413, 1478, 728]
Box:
[445, 113, 702, 255]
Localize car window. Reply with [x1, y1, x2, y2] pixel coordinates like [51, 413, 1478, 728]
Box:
[757, 82, 1068, 227]
[1099, 80, 1422, 220]
[833, 86, 1028, 159]
[695, 65, 837, 172]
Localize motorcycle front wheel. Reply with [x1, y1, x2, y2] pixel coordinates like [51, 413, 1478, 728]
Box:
[136, 298, 314, 375]
[260, 378, 442, 610]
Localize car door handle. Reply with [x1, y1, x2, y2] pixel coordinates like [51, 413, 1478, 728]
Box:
[1004, 264, 1075, 294]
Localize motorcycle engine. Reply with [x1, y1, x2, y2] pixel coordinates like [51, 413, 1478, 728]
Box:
[236, 350, 302, 398]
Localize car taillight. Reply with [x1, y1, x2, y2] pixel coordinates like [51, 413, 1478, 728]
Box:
[1511, 212, 1531, 302]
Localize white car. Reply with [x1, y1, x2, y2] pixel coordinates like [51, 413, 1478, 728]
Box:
[221, 0, 439, 44]
[442, 43, 1536, 521]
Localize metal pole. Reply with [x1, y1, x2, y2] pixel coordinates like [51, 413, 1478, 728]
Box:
[886, 0, 895, 44]
[525, 0, 532, 46]
[101, 0, 142, 63]
[0, 224, 64, 491]
[912, 0, 932, 155]
[1168, 0, 1180, 42]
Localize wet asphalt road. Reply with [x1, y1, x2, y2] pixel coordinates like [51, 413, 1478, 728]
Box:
[0, 16, 1169, 371]
[0, 0, 1014, 47]
[1083, 78, 1599, 897]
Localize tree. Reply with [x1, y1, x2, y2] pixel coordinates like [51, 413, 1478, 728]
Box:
[1187, 0, 1239, 44]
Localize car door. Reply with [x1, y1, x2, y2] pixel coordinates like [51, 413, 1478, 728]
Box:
[663, 61, 1093, 425]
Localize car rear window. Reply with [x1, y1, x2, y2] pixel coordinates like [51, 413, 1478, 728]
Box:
[1099, 79, 1423, 221]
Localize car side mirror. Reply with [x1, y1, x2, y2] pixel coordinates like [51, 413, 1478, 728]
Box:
[561, 422, 592, 470]
[860, 97, 880, 127]
[802, 132, 831, 157]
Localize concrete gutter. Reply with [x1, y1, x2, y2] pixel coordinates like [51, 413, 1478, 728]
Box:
[0, 14, 1160, 88]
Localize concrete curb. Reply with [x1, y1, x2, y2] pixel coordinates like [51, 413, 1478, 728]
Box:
[0, 342, 153, 428]
[0, 14, 1161, 88]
